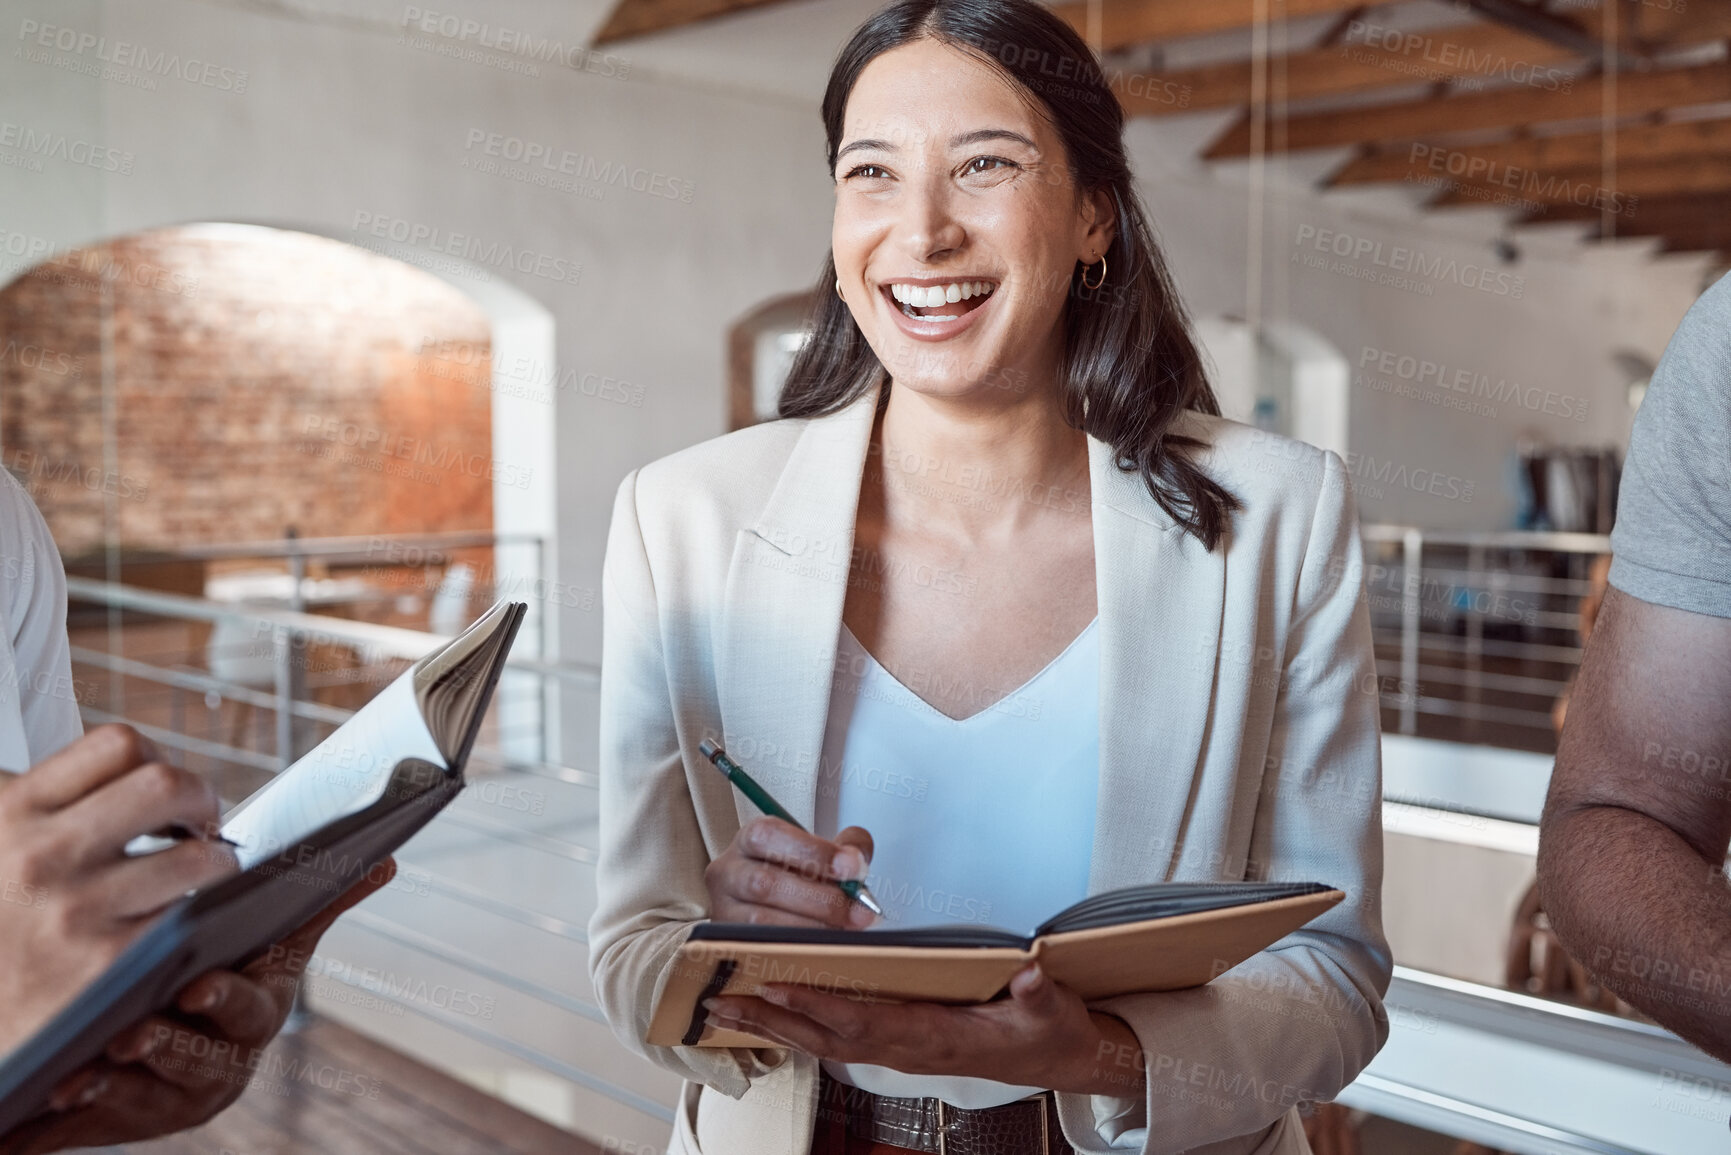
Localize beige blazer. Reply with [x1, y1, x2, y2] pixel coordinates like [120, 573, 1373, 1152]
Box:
[589, 380, 1391, 1155]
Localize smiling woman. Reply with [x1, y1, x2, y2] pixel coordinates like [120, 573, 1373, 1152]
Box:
[588, 2, 1391, 1154]
[783, 1, 1236, 551]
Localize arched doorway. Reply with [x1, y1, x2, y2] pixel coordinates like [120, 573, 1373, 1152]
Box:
[727, 290, 815, 431]
[0, 221, 557, 768]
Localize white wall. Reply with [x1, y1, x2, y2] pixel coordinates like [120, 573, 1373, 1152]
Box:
[6, 0, 1718, 645]
[0, 0, 838, 671]
[1124, 116, 1715, 528]
[2, 2, 1721, 1145]
[1, 1, 833, 1145]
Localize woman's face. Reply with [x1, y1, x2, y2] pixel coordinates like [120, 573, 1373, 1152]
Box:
[832, 37, 1114, 403]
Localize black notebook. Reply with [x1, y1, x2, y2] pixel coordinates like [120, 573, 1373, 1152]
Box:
[0, 600, 525, 1137]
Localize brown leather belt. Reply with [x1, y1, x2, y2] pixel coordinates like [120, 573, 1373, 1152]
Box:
[816, 1070, 1074, 1155]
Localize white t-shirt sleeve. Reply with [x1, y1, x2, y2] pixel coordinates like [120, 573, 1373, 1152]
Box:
[0, 470, 83, 765]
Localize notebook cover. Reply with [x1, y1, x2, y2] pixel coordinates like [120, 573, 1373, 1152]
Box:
[646, 888, 1343, 1047]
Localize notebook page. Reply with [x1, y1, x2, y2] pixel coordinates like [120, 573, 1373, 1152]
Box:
[220, 670, 445, 869]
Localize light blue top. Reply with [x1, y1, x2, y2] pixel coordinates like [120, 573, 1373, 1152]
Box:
[813, 615, 1101, 1109]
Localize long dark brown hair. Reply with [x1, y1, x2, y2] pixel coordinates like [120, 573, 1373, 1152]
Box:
[778, 0, 1239, 550]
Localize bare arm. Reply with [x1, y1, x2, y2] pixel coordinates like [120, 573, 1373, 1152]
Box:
[1538, 586, 1731, 1059]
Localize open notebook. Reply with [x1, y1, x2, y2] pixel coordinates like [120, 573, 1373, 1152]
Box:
[0, 600, 525, 1137]
[220, 598, 525, 866]
[649, 881, 1343, 1047]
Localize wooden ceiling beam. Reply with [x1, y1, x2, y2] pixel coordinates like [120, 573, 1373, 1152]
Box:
[1656, 230, 1731, 254]
[1616, 218, 1731, 244]
[1119, 19, 1573, 115]
[1453, 0, 1646, 68]
[1513, 198, 1731, 252]
[1516, 193, 1731, 227]
[1327, 116, 1731, 187]
[594, 0, 1371, 49]
[1429, 155, 1731, 212]
[1622, 0, 1731, 48]
[1202, 58, 1731, 157]
[1600, 211, 1731, 252]
[1051, 0, 1368, 54]
[593, 0, 790, 44]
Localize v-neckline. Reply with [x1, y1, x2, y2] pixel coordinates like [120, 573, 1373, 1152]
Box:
[837, 617, 1099, 724]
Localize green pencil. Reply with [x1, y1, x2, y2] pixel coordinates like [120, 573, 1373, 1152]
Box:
[698, 738, 884, 918]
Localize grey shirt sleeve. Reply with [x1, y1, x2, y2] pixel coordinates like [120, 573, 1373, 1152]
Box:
[0, 470, 84, 761]
[1608, 271, 1731, 618]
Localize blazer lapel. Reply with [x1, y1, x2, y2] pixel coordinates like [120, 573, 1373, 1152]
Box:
[715, 384, 881, 830]
[713, 383, 1226, 882]
[1087, 427, 1226, 891]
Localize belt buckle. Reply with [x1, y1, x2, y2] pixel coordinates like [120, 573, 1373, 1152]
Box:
[1038, 1093, 1050, 1155]
[935, 1099, 946, 1155]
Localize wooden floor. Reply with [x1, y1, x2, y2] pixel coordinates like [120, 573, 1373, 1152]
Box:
[94, 1018, 602, 1155]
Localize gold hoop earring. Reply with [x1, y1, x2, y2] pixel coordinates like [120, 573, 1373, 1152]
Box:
[1081, 255, 1107, 290]
[835, 278, 844, 299]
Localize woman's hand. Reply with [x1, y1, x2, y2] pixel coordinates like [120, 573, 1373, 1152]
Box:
[701, 964, 1145, 1097]
[705, 817, 877, 929]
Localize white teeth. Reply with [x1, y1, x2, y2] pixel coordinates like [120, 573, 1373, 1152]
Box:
[888, 280, 995, 307]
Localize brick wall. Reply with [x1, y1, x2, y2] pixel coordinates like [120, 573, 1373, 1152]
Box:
[0, 224, 495, 561]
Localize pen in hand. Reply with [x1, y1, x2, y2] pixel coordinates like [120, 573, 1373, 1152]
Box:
[698, 738, 884, 919]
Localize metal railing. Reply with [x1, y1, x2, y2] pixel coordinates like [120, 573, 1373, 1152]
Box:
[60, 526, 1633, 1149]
[63, 535, 673, 1139]
[1342, 966, 1731, 1154]
[1360, 526, 1611, 753]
